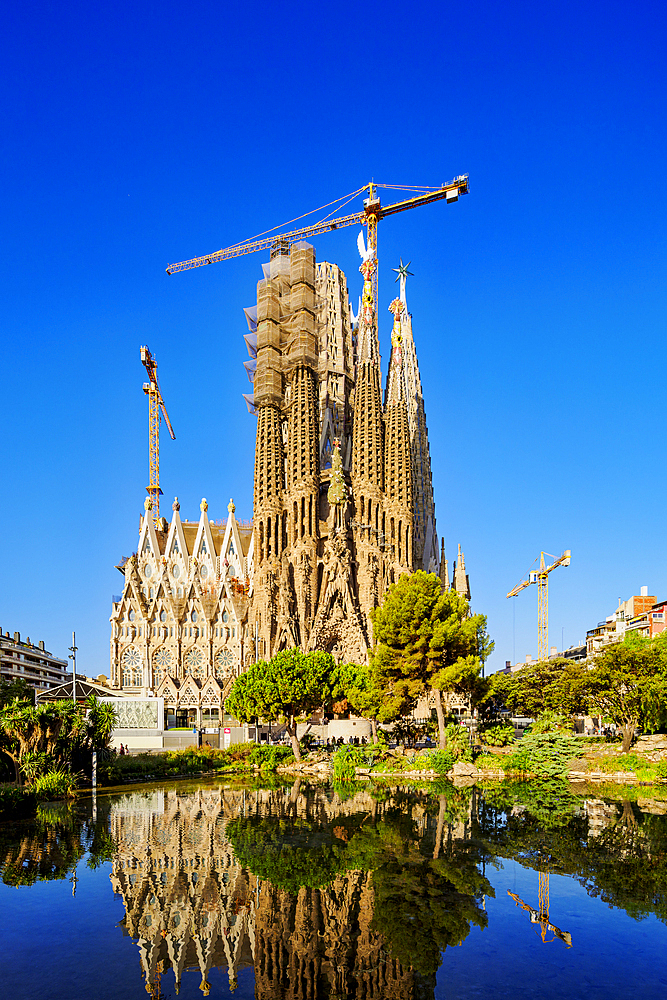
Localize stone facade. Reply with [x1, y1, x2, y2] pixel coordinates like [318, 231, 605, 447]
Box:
[109, 498, 253, 715]
[246, 241, 442, 664]
[111, 240, 453, 698]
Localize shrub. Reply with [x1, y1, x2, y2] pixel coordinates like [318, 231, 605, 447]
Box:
[656, 760, 667, 779]
[33, 768, 78, 799]
[421, 748, 455, 775]
[0, 785, 36, 815]
[480, 724, 515, 747]
[444, 724, 472, 761]
[475, 753, 505, 770]
[247, 744, 293, 770]
[333, 745, 367, 781]
[506, 733, 584, 779]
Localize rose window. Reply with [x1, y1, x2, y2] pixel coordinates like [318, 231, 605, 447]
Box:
[123, 646, 141, 668]
[154, 648, 172, 668]
[215, 648, 234, 679]
[185, 647, 204, 678]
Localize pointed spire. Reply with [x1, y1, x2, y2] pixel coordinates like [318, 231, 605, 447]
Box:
[385, 298, 406, 404]
[356, 257, 380, 365]
[453, 543, 471, 599]
[439, 539, 449, 591]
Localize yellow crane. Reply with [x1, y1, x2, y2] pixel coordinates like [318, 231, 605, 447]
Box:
[507, 550, 571, 662]
[508, 874, 572, 947]
[140, 346, 175, 525]
[165, 178, 469, 319]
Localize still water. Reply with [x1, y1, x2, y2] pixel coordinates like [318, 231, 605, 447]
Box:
[1, 780, 667, 999]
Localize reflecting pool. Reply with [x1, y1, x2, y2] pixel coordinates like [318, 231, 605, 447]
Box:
[1, 780, 667, 999]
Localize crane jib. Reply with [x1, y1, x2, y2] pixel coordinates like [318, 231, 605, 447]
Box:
[165, 176, 469, 275]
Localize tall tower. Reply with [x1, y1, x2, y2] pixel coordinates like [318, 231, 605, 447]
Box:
[244, 237, 442, 664]
[392, 260, 439, 572]
[383, 298, 414, 584]
[350, 251, 386, 638]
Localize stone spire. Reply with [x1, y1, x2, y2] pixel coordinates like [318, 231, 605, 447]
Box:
[383, 300, 414, 577]
[439, 539, 449, 591]
[453, 543, 471, 600]
[391, 268, 439, 572]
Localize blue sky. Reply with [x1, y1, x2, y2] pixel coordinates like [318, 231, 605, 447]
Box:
[1, 1, 665, 675]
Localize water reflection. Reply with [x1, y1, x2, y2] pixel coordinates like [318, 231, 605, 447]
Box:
[109, 783, 489, 996]
[2, 781, 667, 998]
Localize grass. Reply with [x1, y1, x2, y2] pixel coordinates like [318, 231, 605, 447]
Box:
[475, 753, 506, 770]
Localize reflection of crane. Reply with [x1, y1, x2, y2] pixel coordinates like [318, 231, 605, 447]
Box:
[165, 178, 469, 320]
[140, 346, 176, 525]
[508, 874, 572, 947]
[144, 959, 164, 998]
[507, 550, 571, 661]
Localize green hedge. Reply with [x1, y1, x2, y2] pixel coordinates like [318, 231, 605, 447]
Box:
[97, 742, 293, 786]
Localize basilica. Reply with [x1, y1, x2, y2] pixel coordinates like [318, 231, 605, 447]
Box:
[109, 239, 470, 717]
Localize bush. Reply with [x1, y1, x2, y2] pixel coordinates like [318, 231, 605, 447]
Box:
[33, 768, 78, 800]
[421, 748, 455, 775]
[444, 724, 472, 761]
[480, 724, 515, 747]
[333, 745, 369, 781]
[247, 744, 293, 770]
[0, 785, 36, 815]
[506, 733, 584, 779]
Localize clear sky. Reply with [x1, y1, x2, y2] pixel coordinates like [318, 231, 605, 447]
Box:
[1, 1, 665, 677]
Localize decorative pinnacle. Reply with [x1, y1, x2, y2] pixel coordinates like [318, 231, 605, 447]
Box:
[172, 496, 180, 511]
[392, 258, 413, 305]
[200, 498, 208, 513]
[228, 498, 236, 514]
[144, 496, 153, 511]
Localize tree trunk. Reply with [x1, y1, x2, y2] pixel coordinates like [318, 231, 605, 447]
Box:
[287, 717, 301, 761]
[433, 794, 447, 860]
[621, 721, 636, 753]
[370, 718, 378, 743]
[433, 689, 446, 750]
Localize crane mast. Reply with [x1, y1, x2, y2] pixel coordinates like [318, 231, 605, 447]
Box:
[165, 177, 469, 322]
[507, 550, 571, 661]
[140, 346, 176, 525]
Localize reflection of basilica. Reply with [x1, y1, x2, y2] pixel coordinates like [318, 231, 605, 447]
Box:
[110, 787, 255, 994]
[109, 785, 469, 997]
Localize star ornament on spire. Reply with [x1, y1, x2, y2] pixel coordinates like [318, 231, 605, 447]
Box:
[393, 258, 414, 306]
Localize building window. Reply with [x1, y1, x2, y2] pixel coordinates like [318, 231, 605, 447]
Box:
[129, 609, 136, 622]
[192, 611, 198, 623]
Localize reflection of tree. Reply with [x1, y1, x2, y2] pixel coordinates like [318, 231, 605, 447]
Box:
[475, 782, 667, 925]
[228, 791, 493, 983]
[0, 800, 113, 887]
[227, 815, 349, 894]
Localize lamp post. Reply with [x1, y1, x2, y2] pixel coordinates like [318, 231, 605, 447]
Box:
[69, 631, 78, 704]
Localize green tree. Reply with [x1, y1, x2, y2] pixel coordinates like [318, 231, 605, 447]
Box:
[586, 641, 667, 751]
[225, 648, 335, 761]
[370, 572, 492, 749]
[0, 697, 117, 785]
[331, 660, 385, 741]
[489, 658, 588, 720]
[0, 678, 35, 708]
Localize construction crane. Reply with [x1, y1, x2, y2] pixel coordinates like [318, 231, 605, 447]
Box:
[165, 178, 469, 319]
[507, 550, 571, 662]
[140, 346, 175, 525]
[508, 874, 572, 947]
